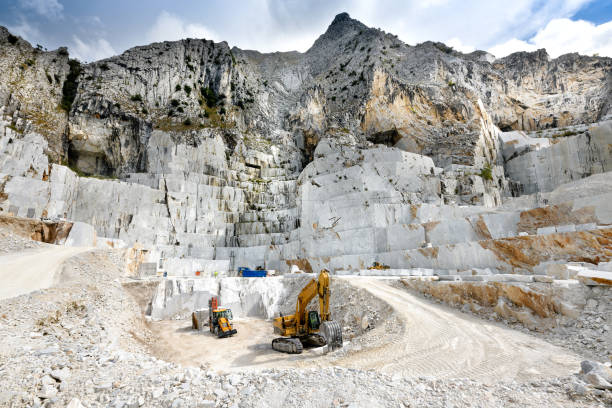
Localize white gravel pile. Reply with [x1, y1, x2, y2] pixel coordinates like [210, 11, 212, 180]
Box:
[0, 226, 45, 253]
[541, 287, 611, 361]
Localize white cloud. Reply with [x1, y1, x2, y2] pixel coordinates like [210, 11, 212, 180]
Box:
[445, 37, 475, 54]
[488, 18, 612, 58]
[147, 11, 217, 43]
[18, 0, 64, 19]
[488, 38, 538, 57]
[415, 0, 451, 9]
[70, 36, 116, 62]
[224, 0, 593, 53]
[123, 1, 601, 56]
[236, 0, 610, 58]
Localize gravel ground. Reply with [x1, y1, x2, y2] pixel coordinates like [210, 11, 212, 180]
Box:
[0, 226, 46, 254]
[0, 248, 609, 407]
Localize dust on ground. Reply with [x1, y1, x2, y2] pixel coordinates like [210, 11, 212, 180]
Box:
[148, 318, 329, 373]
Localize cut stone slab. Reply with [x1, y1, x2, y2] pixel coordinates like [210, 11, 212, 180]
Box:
[438, 275, 461, 281]
[533, 275, 554, 283]
[192, 310, 207, 331]
[460, 275, 487, 282]
[536, 226, 556, 235]
[64, 222, 96, 247]
[555, 224, 576, 233]
[576, 270, 612, 286]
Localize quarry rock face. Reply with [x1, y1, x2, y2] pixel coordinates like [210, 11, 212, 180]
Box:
[0, 27, 70, 162]
[0, 13, 611, 279]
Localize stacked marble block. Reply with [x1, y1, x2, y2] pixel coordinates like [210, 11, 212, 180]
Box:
[0, 126, 290, 273]
[128, 132, 300, 274]
[280, 141, 496, 270]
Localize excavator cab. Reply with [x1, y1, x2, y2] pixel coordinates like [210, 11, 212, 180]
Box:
[308, 310, 320, 330]
[214, 309, 233, 321]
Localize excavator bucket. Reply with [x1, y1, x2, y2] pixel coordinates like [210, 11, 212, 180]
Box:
[321, 321, 343, 351]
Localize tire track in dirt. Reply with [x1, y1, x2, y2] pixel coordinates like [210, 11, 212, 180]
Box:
[334, 278, 581, 383]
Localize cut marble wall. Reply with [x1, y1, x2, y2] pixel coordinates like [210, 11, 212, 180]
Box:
[502, 121, 612, 194]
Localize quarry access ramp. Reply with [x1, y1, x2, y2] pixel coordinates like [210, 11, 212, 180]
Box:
[0, 246, 91, 300]
[335, 277, 582, 383]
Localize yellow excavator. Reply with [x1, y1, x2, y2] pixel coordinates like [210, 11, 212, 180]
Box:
[271, 269, 343, 354]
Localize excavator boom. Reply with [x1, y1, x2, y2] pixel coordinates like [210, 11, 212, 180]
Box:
[295, 278, 318, 331]
[318, 271, 330, 321]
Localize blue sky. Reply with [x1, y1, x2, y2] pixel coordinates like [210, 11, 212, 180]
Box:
[1, 0, 611, 61]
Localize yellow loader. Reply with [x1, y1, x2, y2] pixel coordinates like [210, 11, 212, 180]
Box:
[208, 296, 237, 338]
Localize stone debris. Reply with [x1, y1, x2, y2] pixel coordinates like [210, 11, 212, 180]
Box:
[580, 361, 612, 390]
[0, 220, 46, 253]
[66, 398, 85, 408]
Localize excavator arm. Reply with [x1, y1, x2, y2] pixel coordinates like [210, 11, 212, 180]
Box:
[318, 269, 330, 321]
[295, 278, 318, 329]
[315, 269, 342, 350]
[295, 269, 332, 330]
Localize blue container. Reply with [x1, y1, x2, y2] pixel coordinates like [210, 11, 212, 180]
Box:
[238, 267, 267, 277]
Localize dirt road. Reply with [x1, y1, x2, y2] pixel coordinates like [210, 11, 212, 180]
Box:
[337, 278, 582, 383]
[0, 246, 91, 300]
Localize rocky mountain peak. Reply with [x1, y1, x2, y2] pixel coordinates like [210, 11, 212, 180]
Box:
[330, 12, 352, 25]
[497, 48, 550, 67]
[0, 13, 610, 176]
[309, 12, 368, 50]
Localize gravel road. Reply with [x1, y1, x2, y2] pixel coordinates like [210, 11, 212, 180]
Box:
[0, 246, 91, 300]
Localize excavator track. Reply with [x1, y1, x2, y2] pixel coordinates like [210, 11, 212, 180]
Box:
[321, 320, 343, 351]
[301, 334, 326, 348]
[272, 337, 304, 354]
